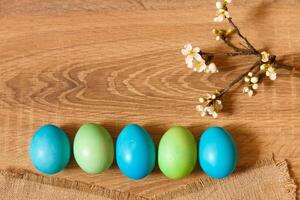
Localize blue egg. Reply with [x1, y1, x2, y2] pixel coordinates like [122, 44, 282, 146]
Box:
[116, 124, 156, 180]
[30, 124, 71, 175]
[199, 126, 237, 179]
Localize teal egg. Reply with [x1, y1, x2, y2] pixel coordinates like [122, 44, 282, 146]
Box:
[116, 124, 156, 180]
[30, 124, 71, 175]
[199, 126, 237, 179]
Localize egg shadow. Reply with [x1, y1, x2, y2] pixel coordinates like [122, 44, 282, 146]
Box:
[223, 124, 260, 170]
[61, 123, 81, 169]
[186, 124, 260, 176]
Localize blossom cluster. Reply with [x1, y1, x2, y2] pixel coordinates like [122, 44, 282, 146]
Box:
[196, 91, 223, 118]
[181, 43, 218, 73]
[214, 0, 232, 22]
[260, 51, 277, 81]
[243, 72, 259, 96]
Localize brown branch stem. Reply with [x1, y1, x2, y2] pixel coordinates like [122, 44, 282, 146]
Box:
[222, 38, 253, 54]
[227, 17, 260, 55]
[202, 51, 254, 57]
[274, 61, 294, 71]
[219, 60, 261, 98]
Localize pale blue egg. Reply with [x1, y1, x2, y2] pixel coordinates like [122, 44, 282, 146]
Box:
[199, 126, 237, 179]
[116, 124, 156, 180]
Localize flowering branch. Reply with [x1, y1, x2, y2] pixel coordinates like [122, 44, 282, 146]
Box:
[182, 0, 294, 118]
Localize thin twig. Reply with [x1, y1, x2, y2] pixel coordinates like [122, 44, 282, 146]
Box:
[219, 60, 261, 97]
[202, 51, 254, 57]
[274, 62, 294, 71]
[222, 38, 252, 54]
[227, 17, 260, 55]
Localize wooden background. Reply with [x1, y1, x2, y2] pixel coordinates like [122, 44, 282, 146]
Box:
[0, 0, 299, 198]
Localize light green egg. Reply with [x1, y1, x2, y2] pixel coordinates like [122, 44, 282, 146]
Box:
[73, 123, 114, 174]
[158, 126, 197, 179]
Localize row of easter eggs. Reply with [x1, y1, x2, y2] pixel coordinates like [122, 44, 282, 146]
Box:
[30, 123, 237, 180]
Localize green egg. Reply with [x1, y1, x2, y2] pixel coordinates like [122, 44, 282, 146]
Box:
[158, 126, 197, 179]
[73, 123, 114, 174]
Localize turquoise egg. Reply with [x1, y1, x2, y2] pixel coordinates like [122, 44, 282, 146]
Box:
[199, 126, 237, 179]
[30, 124, 71, 175]
[116, 124, 156, 180]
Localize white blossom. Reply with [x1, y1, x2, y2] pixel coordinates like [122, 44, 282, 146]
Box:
[181, 43, 218, 73]
[261, 51, 270, 63]
[250, 76, 258, 83]
[252, 83, 258, 90]
[181, 43, 202, 66]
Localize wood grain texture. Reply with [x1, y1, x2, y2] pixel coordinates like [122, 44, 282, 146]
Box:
[0, 0, 299, 198]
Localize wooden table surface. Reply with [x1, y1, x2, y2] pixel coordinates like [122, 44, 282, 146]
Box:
[0, 0, 299, 198]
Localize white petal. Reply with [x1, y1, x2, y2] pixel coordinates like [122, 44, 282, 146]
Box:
[268, 67, 275, 72]
[193, 47, 200, 53]
[198, 97, 205, 103]
[248, 89, 254, 96]
[225, 0, 232, 3]
[243, 87, 249, 93]
[269, 73, 277, 81]
[181, 48, 189, 56]
[224, 11, 230, 18]
[250, 77, 258, 83]
[214, 15, 224, 22]
[216, 1, 223, 9]
[260, 64, 266, 70]
[212, 112, 218, 118]
[184, 43, 192, 51]
[252, 84, 258, 90]
[199, 64, 207, 72]
[187, 62, 193, 69]
[261, 51, 269, 62]
[206, 106, 213, 115]
[215, 100, 223, 110]
[186, 60, 194, 69]
[194, 53, 203, 61]
[208, 63, 218, 73]
[196, 105, 204, 112]
[185, 55, 193, 64]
